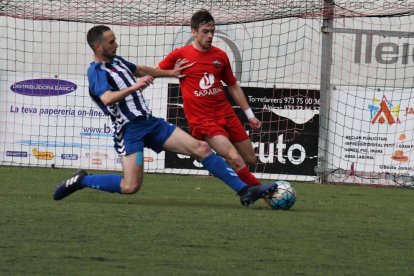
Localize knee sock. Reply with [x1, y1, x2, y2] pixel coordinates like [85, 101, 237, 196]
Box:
[236, 166, 261, 186]
[81, 174, 122, 193]
[201, 152, 247, 193]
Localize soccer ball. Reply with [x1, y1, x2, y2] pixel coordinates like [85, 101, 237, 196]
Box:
[267, 180, 296, 210]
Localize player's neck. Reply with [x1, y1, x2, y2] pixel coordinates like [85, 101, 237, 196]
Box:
[191, 41, 211, 52]
[95, 53, 114, 63]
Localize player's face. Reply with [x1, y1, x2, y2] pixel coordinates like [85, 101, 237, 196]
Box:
[97, 30, 118, 61]
[192, 22, 215, 51]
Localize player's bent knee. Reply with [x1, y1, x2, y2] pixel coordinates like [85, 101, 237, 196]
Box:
[194, 141, 212, 159]
[121, 180, 142, 194]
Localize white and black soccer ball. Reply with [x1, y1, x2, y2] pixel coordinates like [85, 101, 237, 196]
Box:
[267, 180, 296, 210]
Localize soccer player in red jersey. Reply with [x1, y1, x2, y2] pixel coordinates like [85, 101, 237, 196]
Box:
[158, 9, 262, 186]
[53, 25, 278, 207]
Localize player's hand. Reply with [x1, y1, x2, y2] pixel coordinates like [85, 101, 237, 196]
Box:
[248, 117, 262, 129]
[173, 58, 195, 78]
[135, 75, 154, 91]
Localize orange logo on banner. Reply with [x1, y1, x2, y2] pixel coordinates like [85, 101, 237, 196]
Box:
[371, 98, 399, 125]
[391, 133, 410, 163]
[391, 150, 409, 163]
[32, 148, 54, 160]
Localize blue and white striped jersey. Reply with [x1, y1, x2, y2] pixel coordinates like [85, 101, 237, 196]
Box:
[87, 55, 151, 130]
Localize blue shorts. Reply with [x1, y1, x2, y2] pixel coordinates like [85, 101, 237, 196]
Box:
[115, 116, 176, 155]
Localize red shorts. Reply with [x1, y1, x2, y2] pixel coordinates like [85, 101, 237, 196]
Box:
[190, 115, 249, 143]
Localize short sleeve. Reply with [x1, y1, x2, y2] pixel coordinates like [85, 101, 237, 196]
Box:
[87, 63, 113, 97]
[158, 48, 179, 70]
[220, 51, 237, 86]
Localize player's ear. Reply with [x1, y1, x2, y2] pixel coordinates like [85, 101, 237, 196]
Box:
[92, 41, 102, 53]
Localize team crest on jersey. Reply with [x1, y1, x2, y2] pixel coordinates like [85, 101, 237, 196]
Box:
[212, 60, 221, 68]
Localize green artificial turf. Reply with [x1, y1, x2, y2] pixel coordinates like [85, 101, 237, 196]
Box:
[1, 166, 413, 275]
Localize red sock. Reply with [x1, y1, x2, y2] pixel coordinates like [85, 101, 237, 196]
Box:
[236, 166, 261, 186]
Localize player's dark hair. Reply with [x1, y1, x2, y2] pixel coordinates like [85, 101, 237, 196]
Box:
[191, 9, 215, 30]
[87, 25, 111, 51]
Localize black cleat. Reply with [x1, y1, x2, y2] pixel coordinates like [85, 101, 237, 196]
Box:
[239, 183, 278, 207]
[53, 170, 87, 200]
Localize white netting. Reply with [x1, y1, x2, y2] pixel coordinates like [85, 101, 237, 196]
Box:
[1, 0, 414, 186]
[1, 0, 413, 26]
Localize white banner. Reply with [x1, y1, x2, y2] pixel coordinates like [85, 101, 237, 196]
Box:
[0, 72, 174, 171]
[328, 86, 414, 176]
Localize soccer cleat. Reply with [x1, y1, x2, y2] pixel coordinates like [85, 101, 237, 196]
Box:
[239, 183, 278, 207]
[53, 170, 88, 200]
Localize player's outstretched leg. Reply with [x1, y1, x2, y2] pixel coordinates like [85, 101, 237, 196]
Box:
[53, 170, 87, 200]
[238, 183, 278, 207]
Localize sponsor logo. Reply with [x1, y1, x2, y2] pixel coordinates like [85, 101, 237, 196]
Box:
[86, 151, 108, 166]
[199, 73, 214, 90]
[368, 96, 400, 125]
[166, 85, 319, 175]
[253, 134, 306, 165]
[32, 148, 54, 160]
[85, 152, 109, 158]
[6, 151, 28, 157]
[61, 153, 78, 160]
[193, 87, 223, 97]
[10, 79, 77, 96]
[92, 158, 102, 165]
[391, 149, 409, 163]
[144, 157, 154, 162]
[194, 73, 223, 97]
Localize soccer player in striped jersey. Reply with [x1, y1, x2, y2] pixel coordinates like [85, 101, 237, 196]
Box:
[157, 9, 262, 187]
[53, 25, 277, 207]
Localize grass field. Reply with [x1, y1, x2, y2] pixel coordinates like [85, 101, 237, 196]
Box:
[1, 166, 414, 275]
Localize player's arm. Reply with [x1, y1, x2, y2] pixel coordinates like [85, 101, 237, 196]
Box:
[100, 75, 154, 106]
[135, 60, 193, 79]
[227, 83, 262, 129]
[155, 58, 190, 69]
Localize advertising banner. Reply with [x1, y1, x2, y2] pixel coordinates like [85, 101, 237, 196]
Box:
[328, 86, 414, 177]
[0, 73, 164, 171]
[165, 84, 320, 180]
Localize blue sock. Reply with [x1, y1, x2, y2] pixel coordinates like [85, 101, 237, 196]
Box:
[201, 153, 247, 193]
[81, 174, 122, 193]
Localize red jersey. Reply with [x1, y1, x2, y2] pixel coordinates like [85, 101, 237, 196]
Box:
[158, 44, 237, 127]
